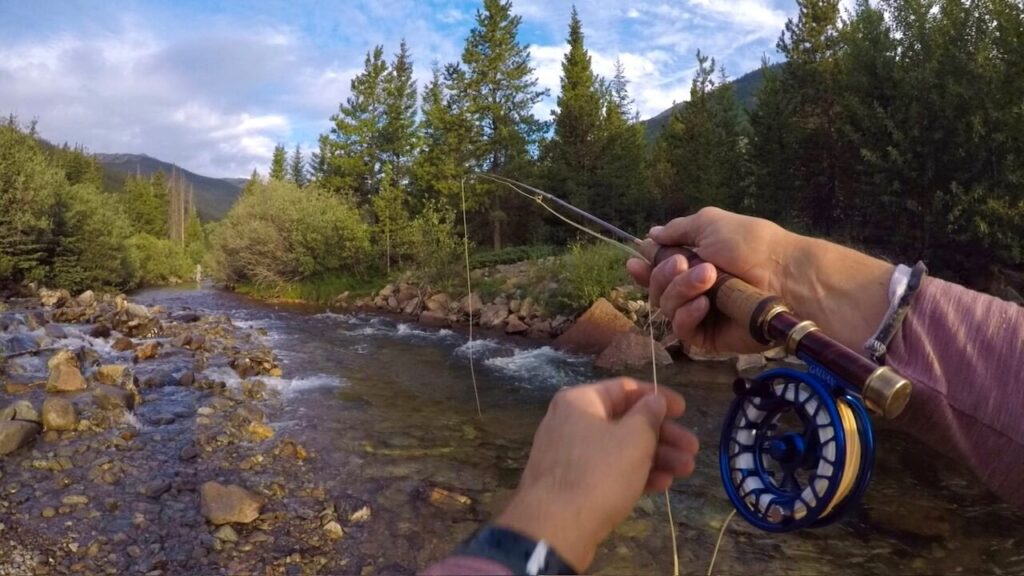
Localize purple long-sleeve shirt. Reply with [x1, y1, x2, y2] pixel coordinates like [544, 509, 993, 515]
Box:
[424, 276, 1024, 574]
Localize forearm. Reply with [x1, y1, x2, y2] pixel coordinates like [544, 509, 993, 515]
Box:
[886, 277, 1024, 507]
[780, 235, 894, 352]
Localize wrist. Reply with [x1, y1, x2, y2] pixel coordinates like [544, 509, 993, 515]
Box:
[494, 489, 596, 572]
[780, 234, 893, 351]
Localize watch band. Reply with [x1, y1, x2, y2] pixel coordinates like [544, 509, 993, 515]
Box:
[457, 525, 578, 575]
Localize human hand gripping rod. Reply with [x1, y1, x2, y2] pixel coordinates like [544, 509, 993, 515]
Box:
[635, 241, 912, 419]
[474, 173, 912, 419]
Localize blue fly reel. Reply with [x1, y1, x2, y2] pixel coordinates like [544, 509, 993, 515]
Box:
[718, 359, 876, 531]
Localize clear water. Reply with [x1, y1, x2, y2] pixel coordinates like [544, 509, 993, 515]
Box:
[126, 286, 1024, 574]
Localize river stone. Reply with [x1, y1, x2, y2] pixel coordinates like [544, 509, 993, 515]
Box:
[95, 364, 131, 386]
[527, 320, 552, 340]
[243, 421, 275, 442]
[459, 293, 484, 316]
[47, 364, 87, 393]
[213, 525, 239, 542]
[89, 323, 112, 339]
[200, 482, 264, 525]
[479, 304, 509, 329]
[42, 397, 77, 431]
[396, 284, 418, 306]
[504, 315, 528, 334]
[93, 384, 135, 410]
[418, 310, 450, 328]
[43, 324, 67, 339]
[134, 341, 160, 361]
[519, 297, 535, 318]
[553, 298, 639, 355]
[0, 400, 40, 423]
[595, 332, 673, 371]
[76, 290, 96, 307]
[47, 349, 79, 371]
[378, 284, 396, 298]
[125, 303, 151, 319]
[111, 337, 135, 352]
[424, 293, 450, 312]
[0, 421, 41, 455]
[323, 521, 344, 539]
[2, 333, 39, 355]
[39, 288, 70, 308]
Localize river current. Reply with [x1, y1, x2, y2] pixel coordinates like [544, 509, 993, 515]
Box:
[130, 285, 1024, 574]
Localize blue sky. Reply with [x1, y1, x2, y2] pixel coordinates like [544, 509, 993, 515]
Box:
[0, 0, 839, 177]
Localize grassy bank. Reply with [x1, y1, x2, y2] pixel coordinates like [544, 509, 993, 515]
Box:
[235, 273, 386, 305]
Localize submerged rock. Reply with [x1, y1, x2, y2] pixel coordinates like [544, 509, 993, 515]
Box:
[134, 341, 160, 361]
[111, 336, 135, 352]
[322, 520, 345, 539]
[0, 400, 40, 423]
[553, 298, 638, 355]
[92, 384, 135, 410]
[418, 310, 450, 328]
[0, 420, 41, 455]
[89, 323, 112, 339]
[479, 304, 509, 329]
[41, 397, 77, 431]
[200, 481, 264, 525]
[504, 315, 528, 334]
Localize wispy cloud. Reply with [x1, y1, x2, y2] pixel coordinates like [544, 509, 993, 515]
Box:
[0, 0, 797, 176]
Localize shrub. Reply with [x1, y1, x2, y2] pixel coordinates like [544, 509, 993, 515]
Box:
[407, 201, 464, 290]
[210, 180, 371, 287]
[126, 233, 193, 286]
[468, 245, 557, 269]
[547, 241, 630, 313]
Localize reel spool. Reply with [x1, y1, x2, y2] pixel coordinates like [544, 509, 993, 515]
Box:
[719, 361, 875, 532]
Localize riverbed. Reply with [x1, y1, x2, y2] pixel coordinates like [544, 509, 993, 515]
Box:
[5, 285, 1024, 574]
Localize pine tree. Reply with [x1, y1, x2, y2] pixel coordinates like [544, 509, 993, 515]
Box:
[243, 168, 262, 197]
[653, 52, 748, 216]
[749, 58, 799, 225]
[545, 7, 604, 214]
[321, 46, 388, 200]
[269, 144, 288, 181]
[380, 40, 419, 186]
[777, 0, 846, 234]
[462, 0, 548, 249]
[289, 144, 307, 188]
[411, 64, 478, 210]
[372, 164, 412, 273]
[596, 59, 648, 231]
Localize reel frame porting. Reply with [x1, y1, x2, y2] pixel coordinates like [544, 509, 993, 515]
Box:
[718, 358, 876, 532]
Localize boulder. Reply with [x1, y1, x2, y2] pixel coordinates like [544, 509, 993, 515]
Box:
[111, 337, 135, 352]
[0, 421, 40, 455]
[76, 290, 96, 307]
[0, 400, 40, 423]
[595, 332, 673, 370]
[526, 320, 553, 340]
[41, 397, 77, 431]
[519, 297, 536, 319]
[396, 283, 419, 306]
[47, 364, 87, 393]
[43, 324, 67, 339]
[504, 316, 528, 335]
[134, 341, 160, 361]
[92, 384, 135, 410]
[199, 482, 264, 525]
[424, 293, 450, 312]
[553, 298, 639, 355]
[419, 310, 450, 328]
[39, 288, 70, 308]
[125, 303, 151, 319]
[378, 284, 396, 298]
[401, 296, 423, 316]
[89, 323, 112, 339]
[95, 364, 131, 386]
[479, 304, 509, 329]
[459, 293, 484, 316]
[47, 349, 79, 371]
[386, 296, 400, 311]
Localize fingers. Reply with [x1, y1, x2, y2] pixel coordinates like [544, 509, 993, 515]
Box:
[583, 378, 686, 419]
[624, 394, 667, 433]
[626, 258, 651, 288]
[654, 445, 696, 478]
[660, 421, 700, 455]
[648, 254, 688, 309]
[648, 207, 721, 247]
[657, 262, 717, 321]
[646, 471, 674, 492]
[671, 296, 711, 347]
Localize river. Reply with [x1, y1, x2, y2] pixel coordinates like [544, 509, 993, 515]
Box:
[128, 285, 1024, 575]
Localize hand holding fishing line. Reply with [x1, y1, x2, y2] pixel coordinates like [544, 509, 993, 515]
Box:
[494, 378, 697, 572]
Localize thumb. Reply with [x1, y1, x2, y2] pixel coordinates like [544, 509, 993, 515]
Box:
[623, 393, 667, 436]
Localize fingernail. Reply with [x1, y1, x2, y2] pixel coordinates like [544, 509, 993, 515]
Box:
[695, 264, 713, 284]
[649, 226, 663, 237]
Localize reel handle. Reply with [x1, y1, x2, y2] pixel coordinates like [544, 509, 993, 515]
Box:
[636, 239, 911, 419]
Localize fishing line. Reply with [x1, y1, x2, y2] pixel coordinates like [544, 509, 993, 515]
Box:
[461, 177, 482, 419]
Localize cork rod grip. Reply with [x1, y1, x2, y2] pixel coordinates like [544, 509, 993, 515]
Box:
[637, 240, 782, 342]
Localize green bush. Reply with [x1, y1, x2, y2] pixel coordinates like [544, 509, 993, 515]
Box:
[210, 180, 371, 287]
[407, 201, 464, 290]
[126, 233, 193, 286]
[547, 241, 629, 314]
[469, 245, 557, 269]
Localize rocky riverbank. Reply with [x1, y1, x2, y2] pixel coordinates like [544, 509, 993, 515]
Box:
[0, 288, 387, 574]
